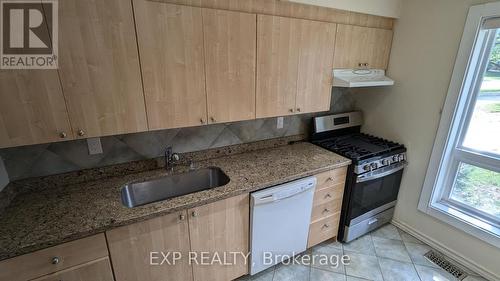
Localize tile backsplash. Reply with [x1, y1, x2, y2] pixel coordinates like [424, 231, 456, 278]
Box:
[0, 88, 355, 181]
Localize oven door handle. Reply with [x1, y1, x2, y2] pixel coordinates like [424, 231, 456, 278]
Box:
[356, 162, 407, 183]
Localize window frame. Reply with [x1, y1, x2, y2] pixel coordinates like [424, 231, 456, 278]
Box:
[438, 27, 500, 226]
[419, 2, 500, 248]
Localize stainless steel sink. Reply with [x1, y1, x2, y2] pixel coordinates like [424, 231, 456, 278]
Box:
[121, 167, 230, 208]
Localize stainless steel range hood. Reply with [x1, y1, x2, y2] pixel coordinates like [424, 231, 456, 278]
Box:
[333, 69, 395, 88]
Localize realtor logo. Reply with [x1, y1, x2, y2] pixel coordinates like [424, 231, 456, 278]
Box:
[0, 0, 57, 69]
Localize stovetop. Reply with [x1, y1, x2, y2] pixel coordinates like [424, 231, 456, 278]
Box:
[312, 133, 404, 161]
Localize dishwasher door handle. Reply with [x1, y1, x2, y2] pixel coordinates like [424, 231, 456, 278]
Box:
[253, 185, 315, 205]
[255, 194, 275, 205]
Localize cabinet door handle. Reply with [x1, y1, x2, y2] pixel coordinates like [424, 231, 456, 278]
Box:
[210, 117, 216, 123]
[289, 109, 294, 113]
[322, 208, 330, 214]
[77, 129, 85, 137]
[51, 256, 60, 265]
[325, 193, 332, 198]
[59, 132, 67, 139]
[327, 177, 334, 182]
[179, 214, 185, 221]
[200, 118, 205, 124]
[191, 211, 198, 217]
[296, 108, 301, 112]
[322, 224, 330, 229]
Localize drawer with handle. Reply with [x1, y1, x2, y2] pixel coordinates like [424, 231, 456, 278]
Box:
[315, 167, 347, 190]
[313, 182, 344, 207]
[307, 212, 340, 248]
[310, 199, 342, 223]
[31, 257, 114, 281]
[0, 234, 108, 281]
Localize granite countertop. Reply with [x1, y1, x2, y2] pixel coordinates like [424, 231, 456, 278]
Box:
[0, 142, 350, 261]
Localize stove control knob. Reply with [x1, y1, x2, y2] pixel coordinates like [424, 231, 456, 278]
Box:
[370, 163, 378, 169]
[399, 154, 405, 161]
[363, 165, 371, 171]
[381, 159, 389, 166]
[392, 155, 399, 162]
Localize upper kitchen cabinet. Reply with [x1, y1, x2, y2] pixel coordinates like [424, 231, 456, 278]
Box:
[54, 0, 148, 138]
[0, 0, 73, 148]
[295, 18, 336, 114]
[333, 24, 393, 70]
[203, 9, 257, 124]
[133, 1, 208, 130]
[256, 15, 300, 118]
[256, 15, 335, 118]
[0, 70, 73, 148]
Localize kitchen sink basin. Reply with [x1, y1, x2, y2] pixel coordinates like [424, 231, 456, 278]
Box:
[121, 167, 230, 208]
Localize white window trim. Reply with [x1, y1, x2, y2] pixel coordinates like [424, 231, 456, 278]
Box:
[418, 2, 500, 248]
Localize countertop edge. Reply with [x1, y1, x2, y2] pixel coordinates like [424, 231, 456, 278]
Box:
[0, 144, 351, 261]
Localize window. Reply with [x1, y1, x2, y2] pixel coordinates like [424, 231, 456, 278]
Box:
[441, 25, 500, 225]
[419, 2, 500, 247]
[450, 163, 499, 220]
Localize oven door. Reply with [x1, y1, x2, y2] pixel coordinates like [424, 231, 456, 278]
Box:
[349, 162, 406, 223]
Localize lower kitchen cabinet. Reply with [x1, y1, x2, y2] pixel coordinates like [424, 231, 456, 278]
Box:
[307, 167, 347, 248]
[106, 194, 249, 281]
[0, 234, 110, 281]
[106, 210, 193, 281]
[308, 212, 341, 247]
[31, 257, 114, 281]
[188, 194, 249, 281]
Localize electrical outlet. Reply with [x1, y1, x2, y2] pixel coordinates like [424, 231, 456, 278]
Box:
[87, 137, 103, 155]
[277, 117, 284, 129]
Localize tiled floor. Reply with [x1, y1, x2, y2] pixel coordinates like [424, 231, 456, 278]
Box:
[238, 223, 489, 281]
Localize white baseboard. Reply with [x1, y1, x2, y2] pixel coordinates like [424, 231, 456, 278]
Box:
[391, 219, 498, 281]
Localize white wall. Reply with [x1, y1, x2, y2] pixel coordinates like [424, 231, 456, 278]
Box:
[288, 0, 402, 18]
[353, 0, 500, 278]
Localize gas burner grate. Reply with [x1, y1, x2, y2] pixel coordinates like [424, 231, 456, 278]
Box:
[315, 134, 403, 160]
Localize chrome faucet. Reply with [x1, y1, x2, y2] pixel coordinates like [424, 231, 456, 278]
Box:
[164, 146, 180, 171]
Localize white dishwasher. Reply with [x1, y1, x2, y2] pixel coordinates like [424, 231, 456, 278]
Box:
[250, 177, 316, 275]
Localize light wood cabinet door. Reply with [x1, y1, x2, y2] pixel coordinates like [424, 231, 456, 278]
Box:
[256, 15, 300, 118]
[296, 19, 336, 114]
[134, 1, 208, 130]
[188, 194, 249, 281]
[256, 15, 335, 117]
[203, 9, 256, 124]
[106, 211, 193, 281]
[0, 0, 72, 149]
[333, 24, 393, 69]
[0, 234, 108, 281]
[0, 70, 73, 148]
[307, 212, 340, 248]
[55, 0, 148, 138]
[31, 257, 114, 281]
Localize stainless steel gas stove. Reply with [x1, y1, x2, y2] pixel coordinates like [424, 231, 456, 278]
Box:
[311, 112, 407, 242]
